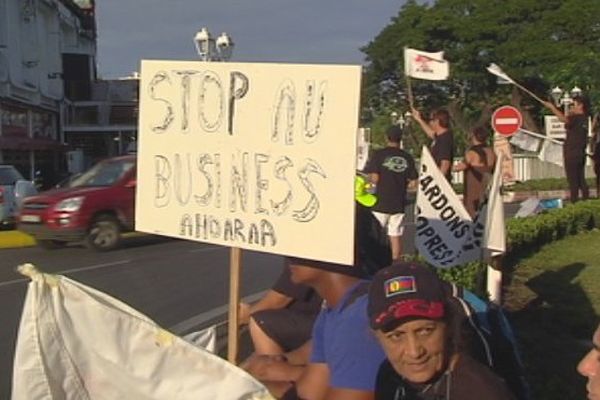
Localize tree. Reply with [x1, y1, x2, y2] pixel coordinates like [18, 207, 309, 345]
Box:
[361, 0, 600, 153]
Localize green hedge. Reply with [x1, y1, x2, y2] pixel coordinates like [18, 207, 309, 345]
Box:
[505, 177, 597, 192]
[506, 199, 600, 254]
[434, 199, 600, 295]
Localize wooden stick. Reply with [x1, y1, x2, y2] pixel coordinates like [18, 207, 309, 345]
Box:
[405, 75, 414, 108]
[227, 247, 242, 364]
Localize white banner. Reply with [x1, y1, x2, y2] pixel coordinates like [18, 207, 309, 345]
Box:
[538, 138, 564, 166]
[510, 129, 541, 152]
[404, 48, 449, 81]
[12, 264, 272, 400]
[415, 147, 505, 268]
[136, 60, 362, 265]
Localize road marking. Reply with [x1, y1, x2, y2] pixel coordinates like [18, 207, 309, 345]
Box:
[169, 291, 266, 335]
[0, 260, 131, 288]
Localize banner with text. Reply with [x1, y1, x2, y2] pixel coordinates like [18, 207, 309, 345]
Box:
[415, 147, 505, 268]
[136, 60, 362, 265]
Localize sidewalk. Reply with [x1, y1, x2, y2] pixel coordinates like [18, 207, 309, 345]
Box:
[0, 230, 35, 249]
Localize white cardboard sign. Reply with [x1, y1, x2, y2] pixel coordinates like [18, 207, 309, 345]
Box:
[136, 60, 362, 265]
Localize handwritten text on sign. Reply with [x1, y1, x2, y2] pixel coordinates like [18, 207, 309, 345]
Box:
[136, 61, 361, 264]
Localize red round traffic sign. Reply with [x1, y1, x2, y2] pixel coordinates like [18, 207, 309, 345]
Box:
[491, 106, 522, 137]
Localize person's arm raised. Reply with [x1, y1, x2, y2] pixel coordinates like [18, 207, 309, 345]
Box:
[411, 107, 435, 139]
[542, 100, 567, 123]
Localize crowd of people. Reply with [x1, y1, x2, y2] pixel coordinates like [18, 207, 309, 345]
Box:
[238, 102, 600, 399]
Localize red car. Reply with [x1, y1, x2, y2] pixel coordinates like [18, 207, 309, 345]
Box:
[18, 155, 136, 251]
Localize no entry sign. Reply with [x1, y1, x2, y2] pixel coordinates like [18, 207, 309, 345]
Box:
[491, 106, 522, 136]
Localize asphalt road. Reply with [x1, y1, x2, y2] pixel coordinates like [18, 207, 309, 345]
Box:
[0, 235, 283, 399]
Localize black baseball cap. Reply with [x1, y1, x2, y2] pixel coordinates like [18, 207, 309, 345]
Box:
[368, 262, 445, 332]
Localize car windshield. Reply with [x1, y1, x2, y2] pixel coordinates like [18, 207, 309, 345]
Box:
[0, 166, 24, 185]
[68, 159, 135, 187]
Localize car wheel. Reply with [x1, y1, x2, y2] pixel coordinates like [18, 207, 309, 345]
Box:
[37, 239, 67, 250]
[85, 215, 121, 251]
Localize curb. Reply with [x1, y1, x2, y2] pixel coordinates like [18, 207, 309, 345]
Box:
[0, 231, 35, 249]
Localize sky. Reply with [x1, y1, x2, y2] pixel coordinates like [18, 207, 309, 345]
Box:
[94, 0, 405, 78]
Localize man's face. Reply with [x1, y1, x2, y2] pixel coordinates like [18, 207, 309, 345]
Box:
[288, 263, 321, 286]
[578, 324, 600, 399]
[374, 319, 447, 384]
[428, 115, 439, 130]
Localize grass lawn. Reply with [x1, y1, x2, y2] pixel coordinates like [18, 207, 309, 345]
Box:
[504, 229, 600, 400]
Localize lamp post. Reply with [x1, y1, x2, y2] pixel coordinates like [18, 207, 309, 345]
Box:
[390, 110, 412, 129]
[550, 86, 582, 114]
[194, 26, 238, 364]
[194, 27, 234, 61]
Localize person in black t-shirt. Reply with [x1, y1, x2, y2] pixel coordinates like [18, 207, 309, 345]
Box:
[411, 107, 454, 182]
[239, 264, 322, 355]
[367, 262, 516, 400]
[363, 126, 418, 261]
[544, 96, 590, 202]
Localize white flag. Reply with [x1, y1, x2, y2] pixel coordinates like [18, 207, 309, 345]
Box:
[486, 63, 515, 84]
[480, 153, 506, 261]
[404, 48, 449, 80]
[415, 147, 505, 268]
[538, 138, 564, 166]
[12, 264, 273, 400]
[510, 130, 541, 152]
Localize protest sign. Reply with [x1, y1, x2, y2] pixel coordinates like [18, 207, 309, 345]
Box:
[544, 115, 566, 140]
[539, 138, 564, 167]
[136, 61, 361, 265]
[510, 130, 541, 152]
[415, 147, 505, 268]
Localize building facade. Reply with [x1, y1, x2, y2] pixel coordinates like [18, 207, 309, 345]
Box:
[0, 0, 97, 183]
[0, 0, 138, 187]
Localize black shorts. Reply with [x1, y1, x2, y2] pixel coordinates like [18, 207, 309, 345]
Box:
[251, 308, 316, 352]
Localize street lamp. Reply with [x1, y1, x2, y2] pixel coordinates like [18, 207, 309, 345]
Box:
[550, 86, 583, 114]
[194, 27, 234, 61]
[390, 110, 412, 129]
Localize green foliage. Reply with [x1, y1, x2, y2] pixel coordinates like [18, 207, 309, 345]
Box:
[506, 177, 597, 192]
[435, 199, 600, 295]
[435, 261, 487, 296]
[506, 199, 600, 254]
[361, 0, 600, 151]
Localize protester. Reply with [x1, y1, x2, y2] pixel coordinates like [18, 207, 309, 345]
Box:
[453, 126, 496, 218]
[367, 262, 516, 400]
[543, 96, 590, 202]
[578, 322, 600, 399]
[244, 204, 390, 400]
[363, 126, 418, 260]
[411, 107, 454, 181]
[592, 113, 600, 198]
[239, 264, 321, 355]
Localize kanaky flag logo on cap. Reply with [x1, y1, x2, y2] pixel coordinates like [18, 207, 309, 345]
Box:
[384, 276, 416, 297]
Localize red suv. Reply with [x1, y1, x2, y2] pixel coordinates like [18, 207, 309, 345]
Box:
[18, 155, 136, 251]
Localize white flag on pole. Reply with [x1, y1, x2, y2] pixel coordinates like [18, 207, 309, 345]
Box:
[510, 130, 542, 152]
[404, 48, 449, 80]
[538, 138, 564, 166]
[415, 147, 505, 268]
[12, 264, 273, 400]
[480, 153, 506, 261]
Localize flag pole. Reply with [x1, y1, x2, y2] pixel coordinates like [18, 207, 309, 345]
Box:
[512, 82, 547, 105]
[405, 75, 414, 108]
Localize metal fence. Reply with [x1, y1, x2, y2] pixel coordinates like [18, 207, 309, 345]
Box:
[451, 154, 596, 184]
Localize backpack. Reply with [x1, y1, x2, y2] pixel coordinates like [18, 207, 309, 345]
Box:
[444, 282, 531, 400]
